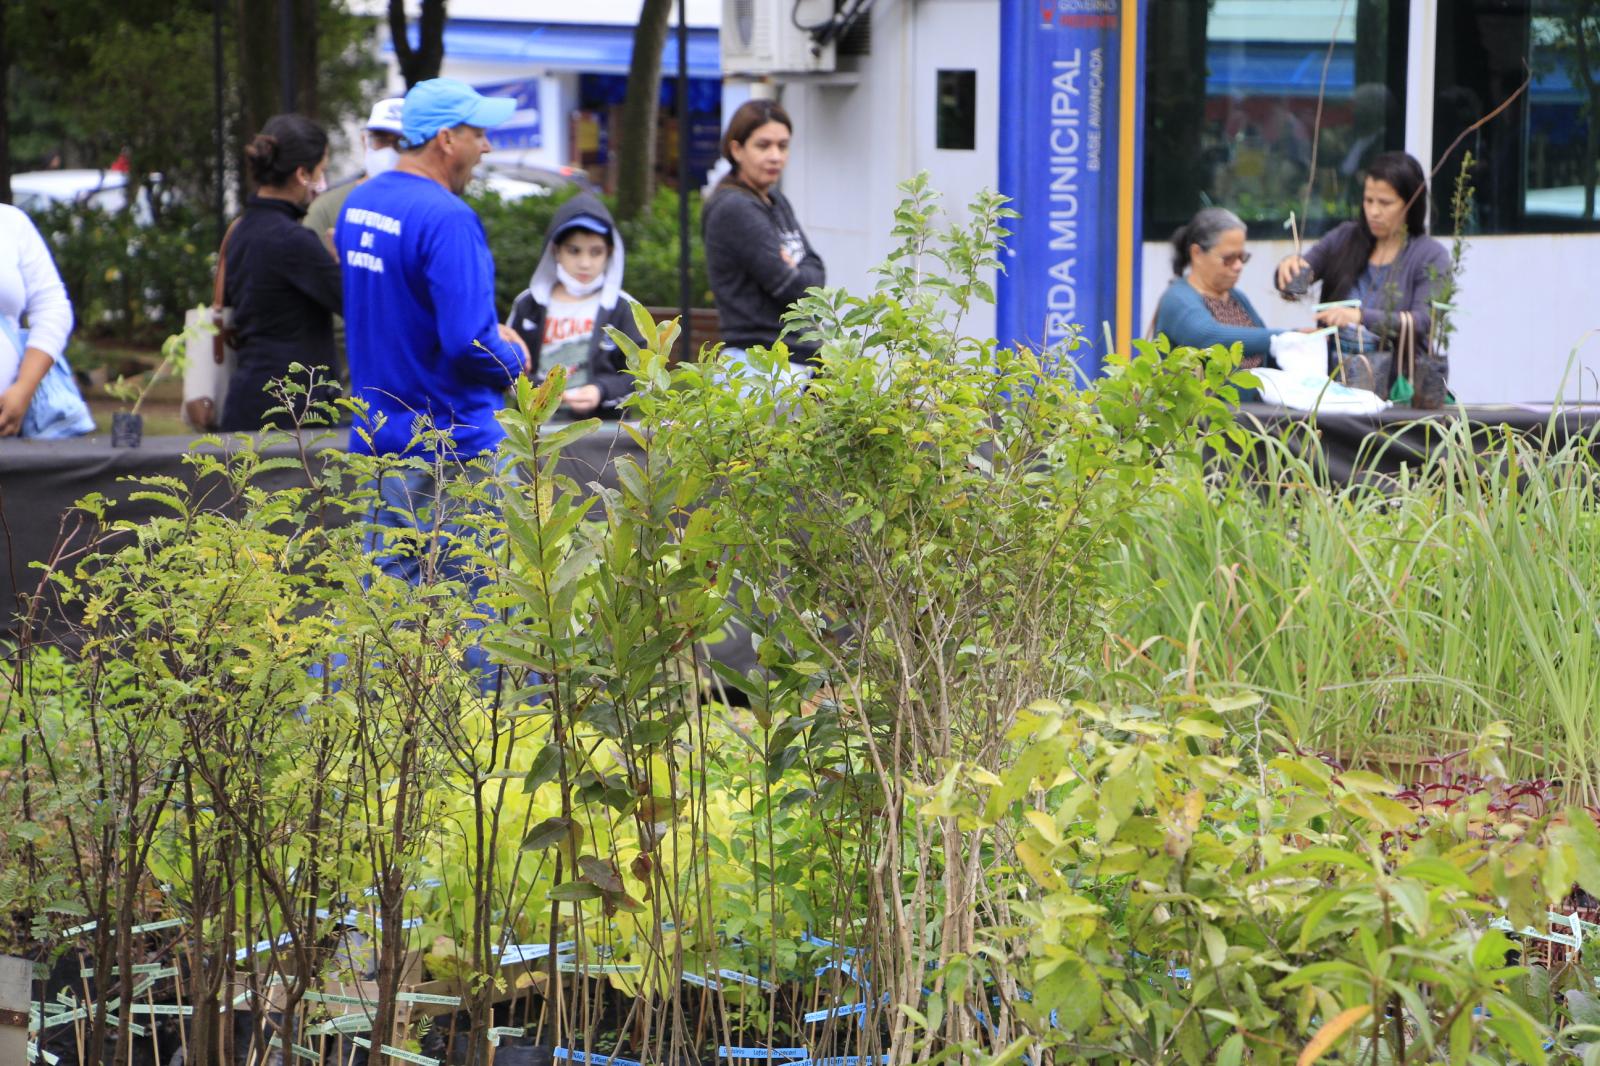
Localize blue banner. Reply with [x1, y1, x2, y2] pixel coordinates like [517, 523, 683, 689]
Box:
[997, 1, 1145, 379]
[475, 77, 542, 149]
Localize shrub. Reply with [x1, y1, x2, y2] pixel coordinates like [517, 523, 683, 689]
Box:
[630, 174, 1256, 1062]
[971, 697, 1598, 1065]
[34, 201, 215, 347]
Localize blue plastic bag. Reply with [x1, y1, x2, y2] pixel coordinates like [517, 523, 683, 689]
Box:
[0, 319, 95, 439]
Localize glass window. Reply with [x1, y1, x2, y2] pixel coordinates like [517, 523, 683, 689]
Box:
[936, 69, 977, 151]
[1143, 0, 1410, 239]
[1435, 0, 1600, 234]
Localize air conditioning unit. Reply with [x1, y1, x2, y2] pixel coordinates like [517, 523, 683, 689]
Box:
[722, 0, 837, 76]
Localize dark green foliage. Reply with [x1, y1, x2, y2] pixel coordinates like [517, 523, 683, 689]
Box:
[35, 201, 214, 346]
[5, 0, 381, 208]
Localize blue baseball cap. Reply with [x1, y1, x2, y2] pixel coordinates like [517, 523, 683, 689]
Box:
[556, 214, 612, 239]
[400, 78, 517, 148]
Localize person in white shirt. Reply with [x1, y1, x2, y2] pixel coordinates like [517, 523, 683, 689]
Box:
[0, 204, 77, 436]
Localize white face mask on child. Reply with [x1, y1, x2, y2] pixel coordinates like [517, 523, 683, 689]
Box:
[556, 264, 605, 298]
[365, 146, 399, 176]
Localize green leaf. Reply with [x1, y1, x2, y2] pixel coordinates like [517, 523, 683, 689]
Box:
[577, 855, 624, 894]
[520, 816, 573, 851]
[1568, 990, 1600, 1029]
[1397, 857, 1476, 893]
[1560, 808, 1600, 898]
[1483, 1011, 1547, 1065]
[1295, 888, 1352, 952]
[523, 745, 562, 793]
[1031, 952, 1100, 1034]
[1253, 847, 1377, 882]
[547, 881, 603, 902]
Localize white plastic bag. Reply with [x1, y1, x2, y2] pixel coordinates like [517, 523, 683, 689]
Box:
[1270, 328, 1334, 379]
[182, 305, 235, 430]
[1251, 367, 1390, 415]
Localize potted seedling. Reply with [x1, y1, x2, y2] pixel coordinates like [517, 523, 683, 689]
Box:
[104, 326, 185, 447]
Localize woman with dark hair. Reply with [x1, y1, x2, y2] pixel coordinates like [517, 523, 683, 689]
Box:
[221, 112, 343, 430]
[1151, 207, 1277, 378]
[1275, 151, 1451, 401]
[702, 98, 825, 383]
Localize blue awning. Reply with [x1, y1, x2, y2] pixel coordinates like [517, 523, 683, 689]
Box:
[1206, 42, 1355, 98]
[388, 20, 721, 79]
[1205, 40, 1577, 101]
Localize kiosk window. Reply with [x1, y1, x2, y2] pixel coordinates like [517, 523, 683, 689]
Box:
[1143, 0, 1411, 238]
[936, 69, 977, 150]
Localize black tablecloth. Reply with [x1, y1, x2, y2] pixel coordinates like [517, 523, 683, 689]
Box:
[7, 405, 1597, 649]
[1232, 402, 1600, 486]
[0, 425, 647, 646]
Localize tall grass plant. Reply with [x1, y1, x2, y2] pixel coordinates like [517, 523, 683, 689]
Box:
[1109, 413, 1600, 796]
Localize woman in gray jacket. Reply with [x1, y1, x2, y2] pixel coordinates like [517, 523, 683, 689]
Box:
[702, 99, 825, 379]
[1275, 152, 1452, 403]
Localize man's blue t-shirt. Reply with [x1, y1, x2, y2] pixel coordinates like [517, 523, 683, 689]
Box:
[335, 170, 523, 458]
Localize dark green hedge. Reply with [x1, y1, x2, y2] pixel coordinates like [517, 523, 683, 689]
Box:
[32, 185, 712, 349]
[34, 202, 215, 348]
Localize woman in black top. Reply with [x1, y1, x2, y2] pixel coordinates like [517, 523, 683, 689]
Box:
[222, 113, 343, 430]
[702, 99, 825, 375]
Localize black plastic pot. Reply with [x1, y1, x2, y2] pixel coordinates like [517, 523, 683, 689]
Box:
[493, 1048, 555, 1066]
[110, 411, 144, 448]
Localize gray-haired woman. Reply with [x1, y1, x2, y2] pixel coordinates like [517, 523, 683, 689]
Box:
[1151, 206, 1277, 369]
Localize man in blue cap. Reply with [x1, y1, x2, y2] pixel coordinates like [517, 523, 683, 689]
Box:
[336, 77, 529, 460]
[334, 78, 531, 674]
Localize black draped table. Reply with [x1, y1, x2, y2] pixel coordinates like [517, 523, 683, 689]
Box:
[0, 424, 646, 645]
[1233, 401, 1600, 485]
[5, 404, 1598, 647]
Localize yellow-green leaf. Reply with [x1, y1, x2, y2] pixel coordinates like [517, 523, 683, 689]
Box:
[1297, 1004, 1372, 1065]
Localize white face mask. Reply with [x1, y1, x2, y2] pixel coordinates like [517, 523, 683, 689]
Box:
[556, 263, 605, 298]
[303, 173, 328, 200]
[365, 146, 399, 177]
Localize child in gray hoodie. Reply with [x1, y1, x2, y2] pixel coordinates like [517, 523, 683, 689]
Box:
[507, 193, 645, 419]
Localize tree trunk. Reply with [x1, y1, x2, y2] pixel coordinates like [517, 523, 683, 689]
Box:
[615, 0, 676, 222]
[296, 0, 319, 118]
[390, 0, 447, 90]
[236, 0, 277, 202]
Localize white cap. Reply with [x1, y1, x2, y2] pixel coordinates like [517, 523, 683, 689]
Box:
[365, 97, 405, 134]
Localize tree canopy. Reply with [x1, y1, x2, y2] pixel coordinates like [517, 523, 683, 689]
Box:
[2, 0, 381, 212]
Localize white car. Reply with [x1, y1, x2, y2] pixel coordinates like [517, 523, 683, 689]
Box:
[472, 152, 596, 202]
[11, 169, 154, 224]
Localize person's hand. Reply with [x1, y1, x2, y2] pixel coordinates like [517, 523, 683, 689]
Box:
[1276, 255, 1312, 291]
[563, 384, 602, 415]
[0, 380, 38, 436]
[1315, 306, 1363, 328]
[779, 247, 798, 268]
[498, 323, 532, 373]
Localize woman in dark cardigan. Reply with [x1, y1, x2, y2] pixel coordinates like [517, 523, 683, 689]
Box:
[222, 113, 343, 430]
[1275, 152, 1452, 403]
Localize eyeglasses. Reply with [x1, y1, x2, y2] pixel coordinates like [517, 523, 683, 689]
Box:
[1215, 250, 1252, 267]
